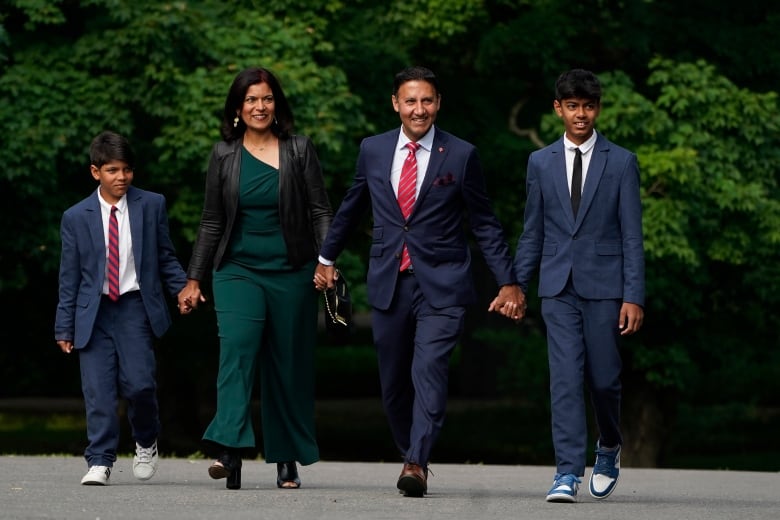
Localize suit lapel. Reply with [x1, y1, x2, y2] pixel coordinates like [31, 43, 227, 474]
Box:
[127, 187, 144, 273]
[576, 134, 608, 228]
[379, 130, 404, 219]
[87, 193, 106, 275]
[410, 130, 448, 220]
[550, 140, 575, 226]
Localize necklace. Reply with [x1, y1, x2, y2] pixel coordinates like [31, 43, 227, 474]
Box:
[246, 137, 275, 152]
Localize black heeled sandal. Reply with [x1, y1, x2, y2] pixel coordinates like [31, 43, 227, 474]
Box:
[276, 461, 301, 489]
[208, 450, 242, 490]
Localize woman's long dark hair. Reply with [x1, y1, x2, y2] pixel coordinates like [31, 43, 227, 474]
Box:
[220, 67, 294, 142]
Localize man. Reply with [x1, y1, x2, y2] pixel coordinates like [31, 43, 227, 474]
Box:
[509, 69, 645, 502]
[314, 66, 524, 497]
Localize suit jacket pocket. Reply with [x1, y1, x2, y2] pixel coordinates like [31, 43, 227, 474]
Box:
[372, 226, 383, 241]
[76, 292, 92, 308]
[595, 242, 622, 255]
[432, 245, 466, 262]
[542, 243, 558, 256]
[369, 243, 384, 257]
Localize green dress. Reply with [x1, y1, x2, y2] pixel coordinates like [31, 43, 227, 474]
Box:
[203, 147, 319, 465]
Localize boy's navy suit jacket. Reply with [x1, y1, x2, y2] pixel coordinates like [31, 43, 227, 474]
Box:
[55, 186, 186, 348]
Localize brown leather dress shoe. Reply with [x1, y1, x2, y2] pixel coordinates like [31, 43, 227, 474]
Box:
[397, 462, 427, 497]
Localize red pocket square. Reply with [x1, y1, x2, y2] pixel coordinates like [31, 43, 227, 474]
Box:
[433, 173, 455, 186]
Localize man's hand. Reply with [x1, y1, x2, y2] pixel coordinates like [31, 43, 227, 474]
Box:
[57, 340, 74, 354]
[488, 284, 527, 322]
[619, 302, 644, 335]
[178, 279, 206, 314]
[314, 263, 337, 291]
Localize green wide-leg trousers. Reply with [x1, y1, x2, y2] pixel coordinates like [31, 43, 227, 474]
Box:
[203, 262, 319, 465]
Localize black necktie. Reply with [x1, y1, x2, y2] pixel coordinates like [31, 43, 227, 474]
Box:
[571, 147, 582, 217]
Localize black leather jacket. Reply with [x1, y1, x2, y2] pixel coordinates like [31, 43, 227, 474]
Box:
[187, 135, 333, 280]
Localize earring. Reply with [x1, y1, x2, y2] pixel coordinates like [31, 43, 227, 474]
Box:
[274, 117, 278, 126]
[233, 116, 239, 128]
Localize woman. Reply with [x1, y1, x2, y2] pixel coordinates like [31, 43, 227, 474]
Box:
[179, 67, 332, 489]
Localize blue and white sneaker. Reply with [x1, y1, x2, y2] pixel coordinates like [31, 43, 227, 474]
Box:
[589, 442, 620, 499]
[546, 472, 581, 502]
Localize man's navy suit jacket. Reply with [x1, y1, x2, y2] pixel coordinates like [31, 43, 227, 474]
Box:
[513, 133, 645, 305]
[320, 127, 515, 311]
[54, 186, 186, 348]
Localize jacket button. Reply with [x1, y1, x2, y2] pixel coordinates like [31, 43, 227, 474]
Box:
[403, 225, 409, 231]
[395, 253, 401, 259]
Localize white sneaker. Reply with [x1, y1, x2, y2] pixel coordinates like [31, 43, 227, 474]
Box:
[81, 465, 111, 485]
[133, 440, 158, 481]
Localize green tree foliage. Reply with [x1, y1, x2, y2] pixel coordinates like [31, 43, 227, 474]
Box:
[0, 0, 369, 407]
[2, 0, 779, 467]
[0, 0, 366, 289]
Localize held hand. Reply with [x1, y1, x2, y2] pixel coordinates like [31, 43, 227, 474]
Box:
[178, 280, 206, 314]
[488, 284, 527, 322]
[314, 263, 337, 291]
[57, 340, 74, 354]
[618, 302, 644, 335]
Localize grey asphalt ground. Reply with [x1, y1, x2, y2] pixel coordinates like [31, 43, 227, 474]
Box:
[2, 456, 778, 520]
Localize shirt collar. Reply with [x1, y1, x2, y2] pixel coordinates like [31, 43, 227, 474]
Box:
[563, 130, 598, 155]
[398, 126, 435, 153]
[97, 187, 127, 213]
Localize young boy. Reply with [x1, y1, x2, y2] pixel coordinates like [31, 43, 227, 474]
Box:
[510, 69, 645, 502]
[54, 131, 187, 485]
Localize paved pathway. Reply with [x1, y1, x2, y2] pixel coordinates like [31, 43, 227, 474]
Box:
[2, 456, 778, 519]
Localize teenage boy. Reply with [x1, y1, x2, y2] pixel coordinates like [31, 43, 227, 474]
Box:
[509, 69, 645, 502]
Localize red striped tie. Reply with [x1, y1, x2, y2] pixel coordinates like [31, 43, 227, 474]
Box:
[107, 205, 120, 301]
[398, 142, 420, 272]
